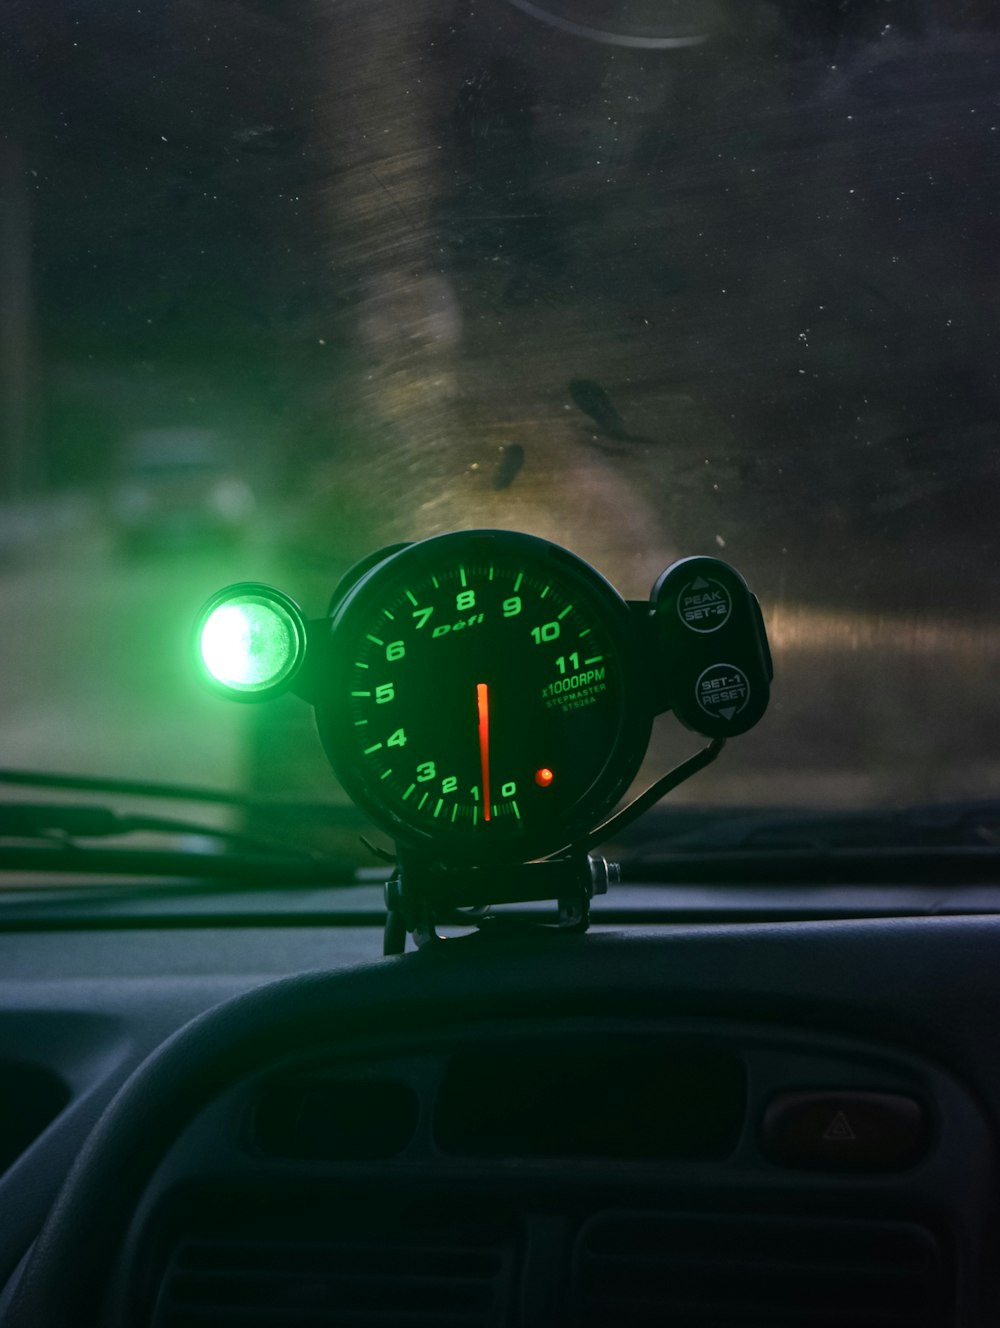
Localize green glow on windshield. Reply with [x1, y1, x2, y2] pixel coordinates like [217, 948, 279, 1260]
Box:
[199, 596, 301, 693]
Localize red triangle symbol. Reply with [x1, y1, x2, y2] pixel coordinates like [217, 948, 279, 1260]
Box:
[823, 1110, 855, 1142]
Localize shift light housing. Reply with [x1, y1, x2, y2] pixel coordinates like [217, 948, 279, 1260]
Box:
[194, 583, 307, 701]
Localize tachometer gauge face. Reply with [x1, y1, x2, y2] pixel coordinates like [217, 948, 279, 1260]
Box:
[316, 530, 651, 865]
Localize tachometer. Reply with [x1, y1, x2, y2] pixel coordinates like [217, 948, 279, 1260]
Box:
[195, 528, 772, 949]
[315, 530, 651, 865]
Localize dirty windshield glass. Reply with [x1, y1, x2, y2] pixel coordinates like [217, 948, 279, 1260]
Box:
[0, 0, 997, 830]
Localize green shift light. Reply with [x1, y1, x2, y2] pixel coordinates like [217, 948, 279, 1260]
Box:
[195, 584, 306, 700]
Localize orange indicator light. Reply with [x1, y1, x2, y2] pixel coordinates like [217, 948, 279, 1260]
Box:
[535, 767, 555, 788]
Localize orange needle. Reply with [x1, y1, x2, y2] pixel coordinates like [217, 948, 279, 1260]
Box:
[477, 681, 491, 822]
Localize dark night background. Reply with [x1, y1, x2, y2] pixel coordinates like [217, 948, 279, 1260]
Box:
[1, 0, 998, 818]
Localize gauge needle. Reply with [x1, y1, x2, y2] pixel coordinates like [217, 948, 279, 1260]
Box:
[477, 681, 491, 822]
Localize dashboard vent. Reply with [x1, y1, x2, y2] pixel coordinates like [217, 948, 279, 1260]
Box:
[152, 1212, 517, 1328]
[572, 1211, 950, 1327]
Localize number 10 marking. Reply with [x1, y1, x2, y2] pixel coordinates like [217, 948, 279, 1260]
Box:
[530, 622, 559, 644]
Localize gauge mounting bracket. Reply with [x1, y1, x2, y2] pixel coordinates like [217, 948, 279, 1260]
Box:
[383, 849, 610, 953]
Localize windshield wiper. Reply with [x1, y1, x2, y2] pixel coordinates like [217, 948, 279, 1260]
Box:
[0, 803, 324, 858]
[609, 801, 1000, 884]
[0, 778, 367, 884]
[0, 767, 341, 815]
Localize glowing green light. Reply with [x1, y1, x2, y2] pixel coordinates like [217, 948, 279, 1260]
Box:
[195, 585, 305, 700]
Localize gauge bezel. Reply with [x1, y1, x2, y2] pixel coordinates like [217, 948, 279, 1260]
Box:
[314, 529, 653, 865]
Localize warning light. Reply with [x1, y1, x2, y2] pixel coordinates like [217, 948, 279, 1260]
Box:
[194, 583, 307, 702]
[534, 767, 555, 788]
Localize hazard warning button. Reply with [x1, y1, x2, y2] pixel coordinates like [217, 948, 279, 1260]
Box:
[760, 1091, 928, 1171]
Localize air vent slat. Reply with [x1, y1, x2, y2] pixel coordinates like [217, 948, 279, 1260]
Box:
[177, 1238, 502, 1278]
[169, 1272, 494, 1311]
[159, 1311, 490, 1328]
[582, 1264, 929, 1314]
[584, 1251, 927, 1280]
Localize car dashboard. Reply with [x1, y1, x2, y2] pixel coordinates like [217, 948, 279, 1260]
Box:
[1, 909, 999, 1327]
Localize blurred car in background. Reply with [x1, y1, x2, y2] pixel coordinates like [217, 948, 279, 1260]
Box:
[109, 427, 256, 553]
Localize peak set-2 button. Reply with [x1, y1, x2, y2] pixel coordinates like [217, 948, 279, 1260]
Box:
[677, 575, 733, 633]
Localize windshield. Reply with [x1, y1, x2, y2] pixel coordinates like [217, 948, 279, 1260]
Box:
[1, 0, 997, 853]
